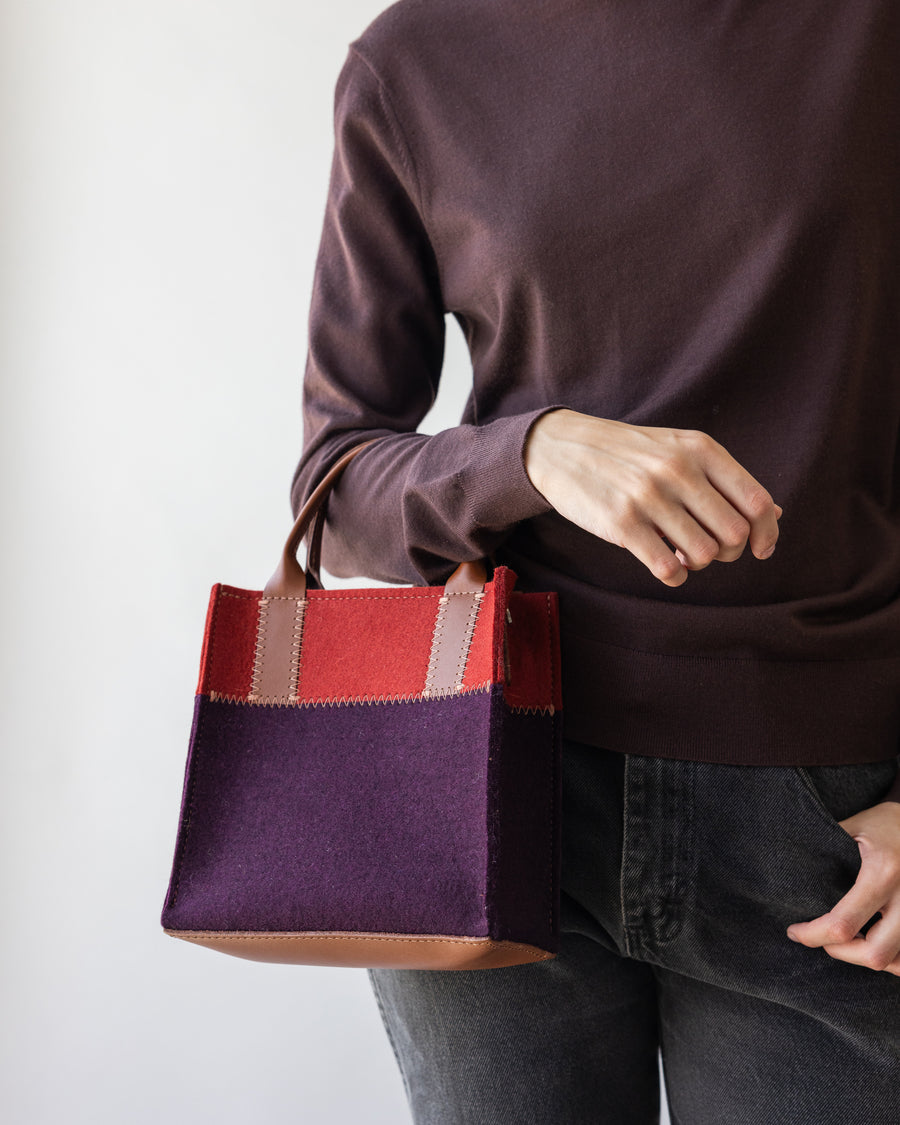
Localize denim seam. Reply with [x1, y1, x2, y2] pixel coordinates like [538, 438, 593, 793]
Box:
[367, 970, 414, 1108]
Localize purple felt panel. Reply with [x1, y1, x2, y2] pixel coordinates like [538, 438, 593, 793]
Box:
[486, 705, 562, 953]
[161, 691, 497, 936]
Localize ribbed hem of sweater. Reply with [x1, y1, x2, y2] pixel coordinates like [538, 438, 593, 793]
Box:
[561, 636, 900, 772]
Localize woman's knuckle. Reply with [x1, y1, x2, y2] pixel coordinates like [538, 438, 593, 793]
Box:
[686, 431, 719, 460]
[690, 539, 719, 565]
[827, 915, 858, 943]
[871, 852, 900, 883]
[865, 947, 894, 972]
[652, 555, 683, 582]
[744, 486, 773, 517]
[721, 515, 751, 547]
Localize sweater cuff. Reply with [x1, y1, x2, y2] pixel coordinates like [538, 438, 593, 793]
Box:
[466, 404, 567, 527]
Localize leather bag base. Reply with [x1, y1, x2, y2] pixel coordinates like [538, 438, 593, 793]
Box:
[162, 929, 555, 969]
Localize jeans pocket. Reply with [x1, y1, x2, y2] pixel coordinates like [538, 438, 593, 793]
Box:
[793, 757, 899, 847]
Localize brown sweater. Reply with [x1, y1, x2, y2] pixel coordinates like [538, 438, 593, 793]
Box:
[290, 0, 900, 798]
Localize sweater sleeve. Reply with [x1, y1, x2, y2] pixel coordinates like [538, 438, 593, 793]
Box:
[289, 45, 561, 586]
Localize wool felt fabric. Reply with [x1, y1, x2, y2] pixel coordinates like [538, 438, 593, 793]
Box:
[163, 688, 556, 942]
[161, 567, 563, 952]
[289, 0, 900, 795]
[193, 572, 559, 710]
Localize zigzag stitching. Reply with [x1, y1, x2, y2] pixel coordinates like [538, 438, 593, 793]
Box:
[422, 596, 449, 697]
[453, 591, 484, 691]
[247, 597, 268, 701]
[217, 588, 443, 603]
[289, 597, 306, 699]
[208, 681, 495, 708]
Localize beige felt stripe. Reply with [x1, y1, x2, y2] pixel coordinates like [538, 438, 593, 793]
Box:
[423, 591, 484, 697]
[248, 596, 305, 702]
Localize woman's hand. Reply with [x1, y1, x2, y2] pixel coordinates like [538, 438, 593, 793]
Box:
[786, 801, 900, 974]
[523, 408, 783, 586]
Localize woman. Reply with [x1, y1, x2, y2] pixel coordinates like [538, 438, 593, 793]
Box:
[291, 2, 900, 1120]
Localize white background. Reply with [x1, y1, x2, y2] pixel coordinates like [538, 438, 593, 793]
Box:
[0, 2, 670, 1121]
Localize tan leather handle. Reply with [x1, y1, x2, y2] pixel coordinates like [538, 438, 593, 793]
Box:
[263, 440, 489, 598]
[305, 505, 327, 590]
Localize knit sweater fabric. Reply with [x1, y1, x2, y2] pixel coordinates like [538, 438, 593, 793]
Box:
[290, 0, 900, 799]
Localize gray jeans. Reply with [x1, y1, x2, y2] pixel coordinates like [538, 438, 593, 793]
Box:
[368, 738, 900, 1124]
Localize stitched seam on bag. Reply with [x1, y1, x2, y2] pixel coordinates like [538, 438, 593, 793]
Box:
[207, 681, 494, 707]
[203, 689, 560, 711]
[247, 597, 268, 702]
[454, 591, 483, 691]
[424, 591, 485, 697]
[219, 589, 442, 603]
[289, 598, 306, 701]
[423, 595, 448, 697]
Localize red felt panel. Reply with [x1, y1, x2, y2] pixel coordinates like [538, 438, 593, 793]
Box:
[503, 591, 563, 711]
[297, 589, 440, 702]
[199, 584, 261, 699]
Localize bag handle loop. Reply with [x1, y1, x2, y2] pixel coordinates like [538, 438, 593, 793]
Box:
[264, 440, 488, 598]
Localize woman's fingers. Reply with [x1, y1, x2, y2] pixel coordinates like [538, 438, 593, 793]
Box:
[688, 432, 782, 560]
[522, 409, 784, 587]
[633, 526, 686, 586]
[647, 503, 747, 581]
[658, 494, 750, 568]
[632, 432, 784, 572]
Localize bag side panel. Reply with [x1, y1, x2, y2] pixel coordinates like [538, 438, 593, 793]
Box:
[486, 693, 562, 954]
[504, 590, 563, 711]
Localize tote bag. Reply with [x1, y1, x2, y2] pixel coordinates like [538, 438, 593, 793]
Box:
[160, 442, 563, 969]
